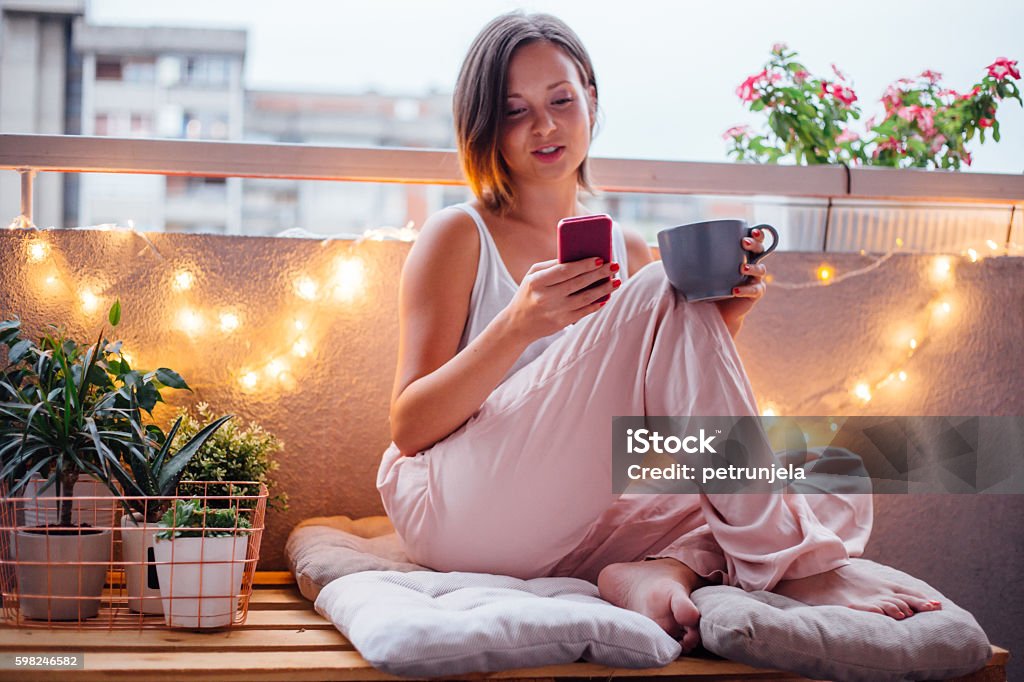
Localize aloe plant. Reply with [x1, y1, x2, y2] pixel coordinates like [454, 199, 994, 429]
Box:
[107, 412, 233, 524]
[155, 498, 251, 540]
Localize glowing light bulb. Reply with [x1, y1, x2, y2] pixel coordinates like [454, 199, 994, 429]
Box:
[27, 240, 49, 262]
[895, 237, 904, 248]
[853, 383, 872, 403]
[295, 277, 318, 301]
[265, 359, 287, 380]
[44, 274, 58, 288]
[816, 264, 834, 283]
[761, 406, 777, 417]
[240, 372, 258, 390]
[333, 257, 366, 301]
[177, 309, 203, 335]
[81, 290, 99, 313]
[292, 339, 311, 358]
[986, 240, 999, 251]
[933, 299, 952, 319]
[898, 371, 907, 382]
[909, 338, 918, 350]
[173, 270, 194, 291]
[219, 312, 240, 333]
[931, 256, 952, 283]
[966, 248, 979, 263]
[294, 319, 306, 332]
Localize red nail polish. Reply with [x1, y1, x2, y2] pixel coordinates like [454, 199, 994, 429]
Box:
[742, 264, 750, 273]
[752, 229, 762, 238]
[599, 301, 607, 307]
[743, 238, 753, 246]
[733, 288, 740, 295]
[612, 279, 622, 289]
[610, 262, 620, 273]
[594, 257, 603, 266]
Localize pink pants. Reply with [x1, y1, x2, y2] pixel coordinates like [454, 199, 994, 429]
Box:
[377, 263, 871, 590]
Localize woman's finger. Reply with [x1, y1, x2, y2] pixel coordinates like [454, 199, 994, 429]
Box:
[741, 236, 765, 254]
[740, 262, 767, 278]
[731, 282, 766, 299]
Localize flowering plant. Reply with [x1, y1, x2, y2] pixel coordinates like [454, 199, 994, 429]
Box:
[725, 45, 1021, 170]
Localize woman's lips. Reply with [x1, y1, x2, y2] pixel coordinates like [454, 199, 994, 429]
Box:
[532, 146, 566, 163]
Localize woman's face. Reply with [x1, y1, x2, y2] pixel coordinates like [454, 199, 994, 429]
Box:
[499, 41, 596, 188]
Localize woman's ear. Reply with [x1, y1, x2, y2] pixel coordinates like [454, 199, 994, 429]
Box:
[587, 84, 598, 123]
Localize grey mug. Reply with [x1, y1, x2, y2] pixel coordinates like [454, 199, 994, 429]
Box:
[657, 219, 779, 302]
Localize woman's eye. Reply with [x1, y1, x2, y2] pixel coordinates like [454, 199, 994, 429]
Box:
[506, 107, 525, 117]
[554, 97, 574, 105]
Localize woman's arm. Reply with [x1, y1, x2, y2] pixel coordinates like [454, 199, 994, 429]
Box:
[623, 227, 655, 277]
[389, 209, 617, 456]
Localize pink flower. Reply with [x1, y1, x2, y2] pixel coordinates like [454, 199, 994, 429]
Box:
[864, 115, 877, 130]
[836, 129, 860, 143]
[978, 117, 995, 128]
[822, 82, 858, 106]
[920, 69, 942, 83]
[986, 57, 1021, 80]
[962, 150, 972, 166]
[938, 88, 959, 99]
[896, 105, 919, 122]
[736, 69, 767, 103]
[883, 84, 904, 112]
[929, 134, 947, 154]
[723, 124, 752, 140]
[794, 69, 810, 83]
[917, 108, 936, 136]
[960, 85, 982, 100]
[771, 42, 788, 54]
[831, 63, 849, 81]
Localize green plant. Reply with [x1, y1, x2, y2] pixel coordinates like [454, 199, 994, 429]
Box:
[0, 302, 200, 527]
[173, 402, 287, 512]
[0, 304, 130, 526]
[726, 45, 1021, 169]
[106, 412, 234, 524]
[154, 498, 251, 540]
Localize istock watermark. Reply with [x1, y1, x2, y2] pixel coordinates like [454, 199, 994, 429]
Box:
[612, 416, 1024, 495]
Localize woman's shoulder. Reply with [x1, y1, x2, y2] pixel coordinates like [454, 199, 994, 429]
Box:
[405, 204, 482, 280]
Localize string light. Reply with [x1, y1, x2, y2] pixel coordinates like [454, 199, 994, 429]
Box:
[909, 338, 918, 350]
[294, 276, 318, 301]
[219, 312, 240, 333]
[27, 240, 49, 262]
[292, 338, 311, 358]
[853, 383, 872, 403]
[761, 403, 778, 417]
[966, 248, 979, 263]
[177, 308, 204, 336]
[239, 371, 258, 390]
[265, 359, 287, 380]
[816, 264, 834, 283]
[293, 319, 307, 332]
[333, 257, 365, 301]
[930, 256, 953, 285]
[81, 289, 99, 314]
[173, 270, 194, 291]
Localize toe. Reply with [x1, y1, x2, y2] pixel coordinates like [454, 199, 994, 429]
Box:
[901, 594, 942, 612]
[878, 599, 907, 619]
[669, 587, 700, 629]
[887, 597, 913, 618]
[680, 625, 702, 654]
[847, 602, 887, 616]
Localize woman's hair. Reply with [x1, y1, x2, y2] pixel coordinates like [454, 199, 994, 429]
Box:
[454, 11, 599, 214]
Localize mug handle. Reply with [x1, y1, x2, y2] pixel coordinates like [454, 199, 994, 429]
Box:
[747, 224, 779, 264]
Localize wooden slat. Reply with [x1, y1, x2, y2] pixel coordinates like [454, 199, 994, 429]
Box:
[0, 625, 351, 651]
[8, 650, 814, 682]
[254, 571, 298, 586]
[248, 587, 307, 608]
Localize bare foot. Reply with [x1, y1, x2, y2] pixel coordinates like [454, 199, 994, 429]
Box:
[773, 561, 943, 620]
[597, 558, 705, 653]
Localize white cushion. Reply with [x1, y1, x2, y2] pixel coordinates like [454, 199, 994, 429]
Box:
[691, 558, 991, 682]
[314, 570, 682, 677]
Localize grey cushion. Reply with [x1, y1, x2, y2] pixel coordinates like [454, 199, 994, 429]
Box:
[314, 569, 682, 677]
[285, 515, 426, 601]
[692, 558, 991, 682]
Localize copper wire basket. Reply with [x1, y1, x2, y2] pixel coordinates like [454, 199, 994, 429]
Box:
[0, 479, 267, 630]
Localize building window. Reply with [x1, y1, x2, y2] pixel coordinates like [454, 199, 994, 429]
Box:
[183, 56, 231, 87]
[96, 56, 123, 80]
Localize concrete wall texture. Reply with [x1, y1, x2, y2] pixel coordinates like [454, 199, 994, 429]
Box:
[1, 230, 1021, 672]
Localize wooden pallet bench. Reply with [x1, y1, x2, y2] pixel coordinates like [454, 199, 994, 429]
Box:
[0, 571, 1009, 681]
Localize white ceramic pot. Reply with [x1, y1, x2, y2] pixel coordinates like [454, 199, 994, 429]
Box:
[13, 528, 112, 621]
[119, 513, 163, 614]
[21, 475, 116, 529]
[152, 534, 247, 629]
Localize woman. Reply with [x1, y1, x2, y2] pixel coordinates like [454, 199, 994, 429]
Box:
[378, 11, 940, 651]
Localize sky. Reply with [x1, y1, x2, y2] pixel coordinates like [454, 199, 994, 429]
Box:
[88, 0, 1024, 174]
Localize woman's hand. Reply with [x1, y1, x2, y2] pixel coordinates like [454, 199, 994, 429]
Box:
[715, 228, 769, 338]
[503, 257, 620, 342]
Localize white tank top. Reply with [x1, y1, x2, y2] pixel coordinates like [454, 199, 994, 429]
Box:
[452, 202, 631, 384]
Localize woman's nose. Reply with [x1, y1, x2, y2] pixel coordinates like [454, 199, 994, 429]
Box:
[532, 111, 557, 136]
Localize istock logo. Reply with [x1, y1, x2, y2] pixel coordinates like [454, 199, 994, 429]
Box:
[625, 428, 718, 455]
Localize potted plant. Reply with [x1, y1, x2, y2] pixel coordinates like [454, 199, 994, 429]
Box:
[105, 410, 232, 615]
[152, 498, 251, 629]
[173, 402, 287, 512]
[0, 306, 130, 620]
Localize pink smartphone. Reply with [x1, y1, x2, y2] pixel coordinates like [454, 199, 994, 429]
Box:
[557, 214, 613, 301]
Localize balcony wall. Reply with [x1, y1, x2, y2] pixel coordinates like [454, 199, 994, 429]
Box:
[1, 225, 1022, 670]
